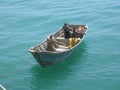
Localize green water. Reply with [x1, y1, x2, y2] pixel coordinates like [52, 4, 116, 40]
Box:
[0, 0, 120, 90]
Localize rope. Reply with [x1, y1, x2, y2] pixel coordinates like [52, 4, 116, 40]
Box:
[0, 84, 7, 90]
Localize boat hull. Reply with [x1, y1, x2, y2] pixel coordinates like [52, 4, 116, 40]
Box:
[30, 47, 74, 67]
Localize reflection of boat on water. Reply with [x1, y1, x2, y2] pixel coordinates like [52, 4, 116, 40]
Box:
[29, 24, 88, 68]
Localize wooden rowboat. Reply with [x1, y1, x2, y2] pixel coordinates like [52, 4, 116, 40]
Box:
[29, 24, 88, 68]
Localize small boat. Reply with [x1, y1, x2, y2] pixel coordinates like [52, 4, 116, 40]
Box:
[29, 24, 88, 68]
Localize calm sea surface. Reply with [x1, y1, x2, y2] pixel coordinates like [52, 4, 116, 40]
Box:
[0, 0, 120, 90]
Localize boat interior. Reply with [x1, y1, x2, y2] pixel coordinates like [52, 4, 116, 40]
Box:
[30, 25, 87, 53]
[31, 38, 72, 53]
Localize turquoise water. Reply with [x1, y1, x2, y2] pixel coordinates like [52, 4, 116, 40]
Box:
[0, 0, 120, 90]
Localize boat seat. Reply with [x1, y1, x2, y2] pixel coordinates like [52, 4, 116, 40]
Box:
[56, 37, 69, 46]
[56, 37, 65, 40]
[54, 48, 69, 52]
[37, 43, 47, 52]
[57, 44, 69, 49]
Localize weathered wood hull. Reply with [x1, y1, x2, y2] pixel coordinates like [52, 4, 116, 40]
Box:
[31, 49, 73, 67]
[30, 43, 80, 67]
[29, 24, 88, 68]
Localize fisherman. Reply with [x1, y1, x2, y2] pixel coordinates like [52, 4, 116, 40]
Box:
[69, 29, 79, 48]
[63, 23, 71, 39]
[47, 35, 58, 51]
[47, 35, 69, 51]
[77, 26, 85, 38]
[71, 29, 78, 38]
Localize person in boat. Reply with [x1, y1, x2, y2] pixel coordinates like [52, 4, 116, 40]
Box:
[47, 35, 69, 51]
[76, 26, 85, 38]
[69, 29, 79, 48]
[71, 29, 78, 38]
[46, 35, 58, 51]
[63, 23, 71, 39]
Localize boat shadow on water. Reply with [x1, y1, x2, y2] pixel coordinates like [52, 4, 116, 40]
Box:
[30, 42, 87, 90]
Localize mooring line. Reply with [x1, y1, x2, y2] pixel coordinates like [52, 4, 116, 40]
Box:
[0, 84, 7, 90]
